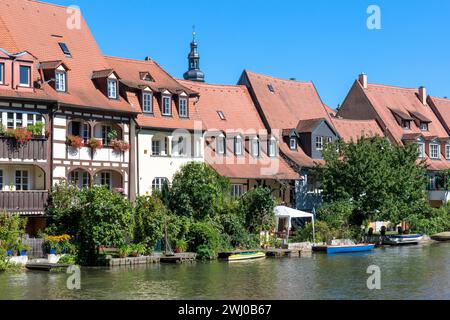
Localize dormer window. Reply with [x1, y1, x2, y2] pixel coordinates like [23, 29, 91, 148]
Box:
[251, 137, 260, 158]
[420, 122, 429, 132]
[290, 137, 297, 150]
[19, 65, 31, 87]
[179, 97, 188, 118]
[430, 143, 440, 159]
[162, 95, 172, 116]
[217, 135, 225, 155]
[107, 79, 118, 99]
[143, 92, 153, 113]
[55, 71, 66, 92]
[234, 136, 243, 156]
[402, 120, 411, 130]
[0, 63, 4, 84]
[268, 138, 277, 157]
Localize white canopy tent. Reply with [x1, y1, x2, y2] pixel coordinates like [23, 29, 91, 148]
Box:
[274, 206, 316, 243]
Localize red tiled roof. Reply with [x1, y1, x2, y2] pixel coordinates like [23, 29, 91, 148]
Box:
[429, 96, 450, 135]
[242, 70, 333, 129]
[180, 80, 299, 180]
[106, 56, 202, 130]
[178, 80, 265, 132]
[0, 0, 136, 114]
[331, 118, 384, 143]
[360, 82, 449, 144]
[242, 70, 333, 168]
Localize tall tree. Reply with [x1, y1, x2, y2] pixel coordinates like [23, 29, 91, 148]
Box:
[318, 137, 428, 226]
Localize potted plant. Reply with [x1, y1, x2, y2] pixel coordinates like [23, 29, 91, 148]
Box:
[118, 245, 131, 258]
[13, 127, 33, 144]
[27, 122, 45, 138]
[130, 243, 146, 257]
[19, 244, 30, 257]
[175, 239, 188, 253]
[66, 135, 84, 149]
[87, 138, 103, 151]
[110, 139, 130, 153]
[6, 249, 13, 257]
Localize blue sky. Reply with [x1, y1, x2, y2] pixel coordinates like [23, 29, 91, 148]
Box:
[49, 0, 450, 109]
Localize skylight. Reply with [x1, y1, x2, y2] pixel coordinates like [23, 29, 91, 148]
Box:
[58, 42, 71, 57]
[268, 84, 275, 93]
[217, 111, 226, 120]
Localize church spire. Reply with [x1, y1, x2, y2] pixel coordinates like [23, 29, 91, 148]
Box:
[183, 26, 205, 82]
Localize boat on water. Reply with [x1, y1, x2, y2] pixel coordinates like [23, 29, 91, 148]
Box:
[223, 251, 266, 262]
[313, 244, 375, 254]
[382, 234, 424, 246]
[431, 232, 450, 242]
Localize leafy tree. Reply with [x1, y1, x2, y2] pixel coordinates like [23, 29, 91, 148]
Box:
[0, 212, 27, 251]
[318, 137, 428, 226]
[169, 162, 230, 220]
[240, 187, 276, 233]
[45, 182, 82, 236]
[134, 195, 169, 249]
[78, 186, 133, 264]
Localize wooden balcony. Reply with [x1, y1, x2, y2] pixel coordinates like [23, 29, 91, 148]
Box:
[0, 191, 49, 215]
[0, 137, 48, 160]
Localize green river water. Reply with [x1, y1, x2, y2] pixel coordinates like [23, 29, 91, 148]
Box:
[1, 243, 449, 300]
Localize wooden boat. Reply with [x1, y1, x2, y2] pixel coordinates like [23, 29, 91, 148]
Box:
[382, 234, 423, 246]
[227, 251, 266, 262]
[431, 232, 450, 242]
[313, 244, 375, 254]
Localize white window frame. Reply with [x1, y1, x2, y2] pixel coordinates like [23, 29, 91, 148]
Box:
[162, 96, 172, 116]
[69, 170, 90, 189]
[107, 79, 118, 99]
[96, 172, 112, 190]
[217, 135, 225, 155]
[316, 136, 324, 151]
[19, 65, 31, 87]
[4, 112, 45, 130]
[251, 137, 260, 158]
[179, 98, 188, 118]
[418, 142, 425, 159]
[101, 125, 112, 145]
[428, 175, 437, 191]
[143, 92, 153, 113]
[231, 184, 245, 198]
[15, 170, 29, 191]
[430, 143, 440, 159]
[234, 136, 243, 156]
[445, 144, 450, 160]
[0, 63, 4, 85]
[55, 71, 66, 92]
[290, 137, 297, 150]
[268, 138, 277, 157]
[152, 177, 168, 192]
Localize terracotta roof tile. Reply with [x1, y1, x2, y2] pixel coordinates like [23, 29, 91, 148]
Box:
[180, 80, 299, 180]
[331, 118, 384, 143]
[0, 0, 136, 114]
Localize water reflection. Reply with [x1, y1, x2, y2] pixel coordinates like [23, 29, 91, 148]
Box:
[1, 243, 449, 300]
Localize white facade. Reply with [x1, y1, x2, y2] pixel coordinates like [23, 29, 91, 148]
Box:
[137, 129, 204, 195]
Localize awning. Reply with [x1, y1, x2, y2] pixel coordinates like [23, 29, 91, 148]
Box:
[274, 206, 316, 243]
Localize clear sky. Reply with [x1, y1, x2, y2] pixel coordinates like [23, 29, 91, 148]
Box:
[48, 0, 449, 109]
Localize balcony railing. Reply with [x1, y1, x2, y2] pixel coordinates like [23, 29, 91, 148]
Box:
[0, 137, 48, 160]
[0, 191, 49, 214]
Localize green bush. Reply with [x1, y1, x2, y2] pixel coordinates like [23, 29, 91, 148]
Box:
[58, 254, 77, 265]
[188, 221, 221, 259]
[239, 187, 276, 233]
[169, 162, 230, 220]
[134, 195, 169, 248]
[291, 221, 336, 244]
[0, 212, 27, 253]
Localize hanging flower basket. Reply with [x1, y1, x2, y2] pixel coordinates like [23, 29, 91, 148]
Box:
[66, 135, 84, 149]
[87, 138, 103, 151]
[110, 139, 130, 153]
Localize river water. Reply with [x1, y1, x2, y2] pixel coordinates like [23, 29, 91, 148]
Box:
[1, 243, 449, 300]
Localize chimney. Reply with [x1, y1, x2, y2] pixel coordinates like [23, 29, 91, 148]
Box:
[419, 86, 427, 105]
[359, 73, 368, 89]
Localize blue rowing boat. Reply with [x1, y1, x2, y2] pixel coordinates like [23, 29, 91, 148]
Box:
[313, 244, 375, 254]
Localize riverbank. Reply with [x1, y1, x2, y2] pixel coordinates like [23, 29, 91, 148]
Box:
[1, 242, 449, 300]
